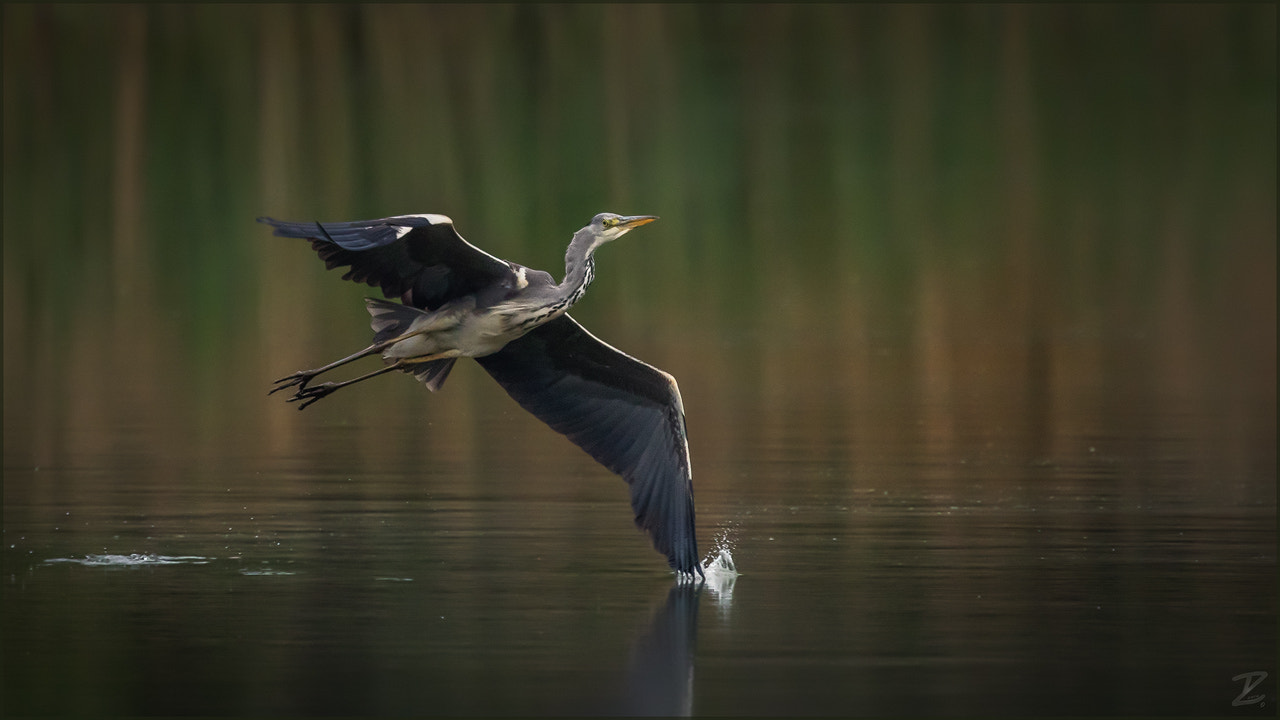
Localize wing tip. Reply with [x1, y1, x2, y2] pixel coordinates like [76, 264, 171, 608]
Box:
[652, 512, 701, 579]
[670, 540, 701, 579]
[256, 215, 311, 239]
[675, 548, 706, 576]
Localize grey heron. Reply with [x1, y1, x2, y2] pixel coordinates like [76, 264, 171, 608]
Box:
[258, 212, 701, 578]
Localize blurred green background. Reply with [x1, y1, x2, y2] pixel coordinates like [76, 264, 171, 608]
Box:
[4, 2, 1275, 503]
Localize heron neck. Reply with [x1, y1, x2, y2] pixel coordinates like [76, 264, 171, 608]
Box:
[557, 232, 598, 307]
[560, 249, 596, 306]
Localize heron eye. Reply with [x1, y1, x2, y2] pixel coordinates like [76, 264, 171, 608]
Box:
[603, 218, 616, 227]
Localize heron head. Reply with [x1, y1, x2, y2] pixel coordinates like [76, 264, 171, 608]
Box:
[589, 213, 659, 244]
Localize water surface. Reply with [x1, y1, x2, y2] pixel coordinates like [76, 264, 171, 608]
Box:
[6, 326, 1274, 715]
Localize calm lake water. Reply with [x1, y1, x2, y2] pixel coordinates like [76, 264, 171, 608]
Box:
[4, 4, 1275, 716]
[5, 325, 1275, 715]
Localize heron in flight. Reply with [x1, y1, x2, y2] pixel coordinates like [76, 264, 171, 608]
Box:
[258, 213, 701, 578]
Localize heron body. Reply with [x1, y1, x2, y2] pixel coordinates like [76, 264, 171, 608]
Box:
[259, 212, 702, 578]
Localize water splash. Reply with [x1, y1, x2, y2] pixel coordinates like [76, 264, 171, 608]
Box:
[700, 527, 739, 604]
[45, 553, 212, 567]
[701, 527, 739, 577]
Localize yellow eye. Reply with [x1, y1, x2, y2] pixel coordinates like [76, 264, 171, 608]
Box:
[603, 217, 616, 228]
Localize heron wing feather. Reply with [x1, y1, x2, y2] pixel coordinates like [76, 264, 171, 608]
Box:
[258, 215, 514, 310]
[475, 315, 700, 576]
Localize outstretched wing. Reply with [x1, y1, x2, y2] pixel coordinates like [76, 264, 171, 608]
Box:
[258, 214, 515, 310]
[476, 315, 701, 577]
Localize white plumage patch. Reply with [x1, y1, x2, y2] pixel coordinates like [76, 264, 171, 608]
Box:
[402, 213, 453, 225]
[393, 214, 454, 239]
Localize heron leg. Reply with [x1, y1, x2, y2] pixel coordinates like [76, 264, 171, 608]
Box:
[287, 363, 404, 410]
[269, 340, 398, 395]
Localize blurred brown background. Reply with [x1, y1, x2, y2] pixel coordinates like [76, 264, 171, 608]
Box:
[6, 4, 1273, 489]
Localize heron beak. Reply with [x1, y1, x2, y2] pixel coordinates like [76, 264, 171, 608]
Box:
[618, 215, 659, 230]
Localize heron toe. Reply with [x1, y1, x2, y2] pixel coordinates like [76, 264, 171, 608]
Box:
[269, 372, 313, 395]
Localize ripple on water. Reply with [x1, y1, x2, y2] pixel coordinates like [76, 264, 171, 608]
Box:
[44, 553, 212, 567]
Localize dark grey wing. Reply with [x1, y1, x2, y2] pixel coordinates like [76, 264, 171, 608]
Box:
[476, 315, 701, 577]
[258, 214, 514, 310]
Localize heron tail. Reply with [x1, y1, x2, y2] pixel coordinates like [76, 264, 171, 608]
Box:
[365, 297, 428, 345]
[364, 298, 458, 392]
[412, 358, 457, 392]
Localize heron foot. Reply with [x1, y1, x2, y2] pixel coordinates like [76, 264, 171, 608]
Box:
[286, 382, 338, 411]
[269, 371, 317, 396]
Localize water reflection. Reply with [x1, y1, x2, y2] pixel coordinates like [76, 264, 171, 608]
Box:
[621, 582, 702, 716]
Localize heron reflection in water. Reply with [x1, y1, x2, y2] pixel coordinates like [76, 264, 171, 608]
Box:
[259, 213, 702, 578]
